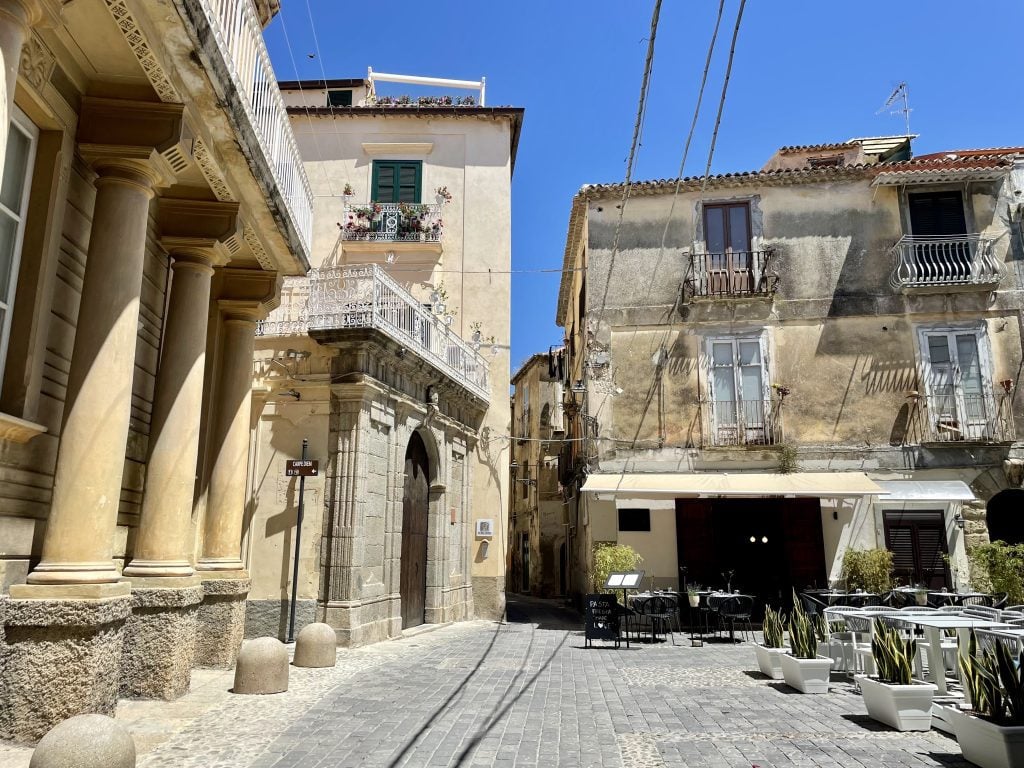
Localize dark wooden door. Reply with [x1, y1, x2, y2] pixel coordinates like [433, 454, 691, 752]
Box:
[401, 433, 429, 629]
[884, 511, 950, 589]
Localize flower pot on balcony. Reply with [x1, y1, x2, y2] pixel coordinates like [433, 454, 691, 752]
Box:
[780, 653, 832, 694]
[754, 644, 784, 680]
[948, 706, 1024, 768]
[855, 675, 936, 731]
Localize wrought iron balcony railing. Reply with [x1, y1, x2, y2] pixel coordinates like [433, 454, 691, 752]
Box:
[198, 0, 314, 255]
[700, 398, 784, 447]
[256, 265, 489, 401]
[684, 250, 777, 300]
[340, 202, 443, 243]
[888, 235, 1002, 290]
[909, 390, 1015, 444]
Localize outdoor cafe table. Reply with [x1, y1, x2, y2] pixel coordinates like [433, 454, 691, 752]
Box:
[886, 615, 1013, 696]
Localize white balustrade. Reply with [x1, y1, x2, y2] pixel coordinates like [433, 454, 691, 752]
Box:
[889, 235, 1002, 289]
[199, 0, 314, 255]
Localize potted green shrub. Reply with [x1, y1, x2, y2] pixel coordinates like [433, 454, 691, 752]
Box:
[754, 605, 786, 679]
[855, 618, 936, 731]
[949, 634, 1024, 768]
[780, 593, 833, 693]
[686, 585, 701, 609]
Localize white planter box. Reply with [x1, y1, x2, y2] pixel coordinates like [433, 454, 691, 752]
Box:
[754, 644, 784, 679]
[780, 653, 833, 694]
[855, 675, 936, 731]
[949, 707, 1024, 768]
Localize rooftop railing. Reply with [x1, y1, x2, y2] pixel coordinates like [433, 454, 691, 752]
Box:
[888, 235, 1002, 290]
[199, 0, 314, 254]
[256, 265, 490, 401]
[684, 250, 778, 300]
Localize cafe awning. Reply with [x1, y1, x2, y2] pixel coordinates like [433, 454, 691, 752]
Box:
[872, 480, 975, 502]
[580, 472, 885, 499]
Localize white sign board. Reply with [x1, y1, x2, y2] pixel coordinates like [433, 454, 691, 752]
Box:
[475, 519, 494, 538]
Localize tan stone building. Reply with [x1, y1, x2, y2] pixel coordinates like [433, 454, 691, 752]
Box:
[556, 137, 1024, 606]
[246, 74, 522, 645]
[0, 0, 311, 742]
[510, 351, 568, 597]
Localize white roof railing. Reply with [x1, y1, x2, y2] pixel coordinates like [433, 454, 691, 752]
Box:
[367, 67, 486, 106]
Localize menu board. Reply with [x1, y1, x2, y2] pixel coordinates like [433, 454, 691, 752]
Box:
[604, 571, 645, 589]
[584, 593, 621, 648]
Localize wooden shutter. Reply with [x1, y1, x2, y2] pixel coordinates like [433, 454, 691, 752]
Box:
[908, 192, 967, 237]
[371, 161, 422, 203]
[884, 511, 949, 589]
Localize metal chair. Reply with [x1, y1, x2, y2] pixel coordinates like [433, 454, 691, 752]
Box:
[958, 594, 995, 608]
[718, 595, 754, 642]
[991, 593, 1008, 610]
[799, 591, 827, 617]
[639, 595, 677, 645]
[963, 605, 1001, 621]
[845, 593, 882, 608]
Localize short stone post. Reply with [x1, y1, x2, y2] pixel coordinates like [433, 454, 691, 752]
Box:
[29, 714, 135, 767]
[293, 622, 337, 668]
[233, 637, 288, 695]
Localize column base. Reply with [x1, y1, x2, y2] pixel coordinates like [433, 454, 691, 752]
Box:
[243, 598, 317, 641]
[322, 594, 402, 647]
[1, 583, 131, 743]
[120, 579, 204, 699]
[195, 576, 250, 668]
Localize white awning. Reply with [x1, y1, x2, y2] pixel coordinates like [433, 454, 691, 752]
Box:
[873, 480, 975, 502]
[580, 472, 885, 499]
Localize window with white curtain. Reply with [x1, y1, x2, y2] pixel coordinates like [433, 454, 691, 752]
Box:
[0, 107, 38, 385]
[705, 333, 770, 445]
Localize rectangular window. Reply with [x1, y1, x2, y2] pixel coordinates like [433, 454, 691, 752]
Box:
[703, 202, 753, 294]
[0, 108, 38, 385]
[883, 510, 949, 589]
[908, 191, 968, 237]
[707, 334, 771, 445]
[618, 508, 651, 532]
[918, 326, 993, 441]
[327, 89, 353, 107]
[371, 160, 421, 204]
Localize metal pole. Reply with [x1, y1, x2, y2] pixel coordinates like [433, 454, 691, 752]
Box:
[286, 438, 308, 643]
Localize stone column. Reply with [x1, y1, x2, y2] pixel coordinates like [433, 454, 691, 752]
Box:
[0, 0, 42, 181]
[195, 270, 276, 667]
[2, 100, 183, 742]
[119, 201, 238, 698]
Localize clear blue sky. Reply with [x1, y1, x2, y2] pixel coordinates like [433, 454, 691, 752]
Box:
[266, 0, 1024, 373]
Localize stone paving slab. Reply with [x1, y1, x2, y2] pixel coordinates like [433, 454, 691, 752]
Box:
[1, 598, 979, 767]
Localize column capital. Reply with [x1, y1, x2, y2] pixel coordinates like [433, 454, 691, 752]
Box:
[214, 267, 281, 320]
[159, 198, 241, 267]
[77, 97, 186, 188]
[0, 0, 60, 30]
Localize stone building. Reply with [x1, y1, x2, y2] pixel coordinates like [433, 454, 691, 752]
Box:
[0, 0, 311, 742]
[247, 73, 522, 645]
[556, 136, 1024, 606]
[510, 351, 568, 597]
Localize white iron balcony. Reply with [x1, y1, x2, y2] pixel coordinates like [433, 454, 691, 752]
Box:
[340, 202, 444, 244]
[888, 235, 1002, 292]
[257, 265, 489, 402]
[193, 0, 314, 257]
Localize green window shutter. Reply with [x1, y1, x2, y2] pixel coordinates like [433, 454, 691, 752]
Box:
[371, 160, 422, 203]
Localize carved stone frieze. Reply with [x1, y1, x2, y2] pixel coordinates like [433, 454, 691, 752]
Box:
[102, 0, 180, 103]
[193, 139, 236, 203]
[18, 31, 55, 91]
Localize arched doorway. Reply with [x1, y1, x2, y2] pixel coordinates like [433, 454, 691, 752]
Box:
[401, 432, 430, 629]
[986, 489, 1024, 545]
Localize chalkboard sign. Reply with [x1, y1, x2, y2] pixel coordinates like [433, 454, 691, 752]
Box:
[584, 593, 622, 648]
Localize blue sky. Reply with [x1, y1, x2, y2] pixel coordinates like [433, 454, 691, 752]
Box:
[266, 0, 1024, 372]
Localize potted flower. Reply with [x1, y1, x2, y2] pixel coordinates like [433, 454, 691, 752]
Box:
[855, 618, 936, 731]
[949, 634, 1024, 768]
[780, 594, 833, 693]
[342, 183, 354, 203]
[754, 605, 786, 680]
[435, 186, 453, 205]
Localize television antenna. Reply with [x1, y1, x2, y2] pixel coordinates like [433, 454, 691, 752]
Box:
[877, 82, 912, 136]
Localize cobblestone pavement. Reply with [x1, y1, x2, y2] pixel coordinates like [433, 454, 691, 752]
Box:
[2, 596, 976, 767]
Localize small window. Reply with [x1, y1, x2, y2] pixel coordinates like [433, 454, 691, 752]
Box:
[703, 202, 751, 253]
[618, 508, 651, 532]
[371, 160, 421, 204]
[808, 155, 844, 169]
[0, 108, 38, 385]
[327, 89, 352, 107]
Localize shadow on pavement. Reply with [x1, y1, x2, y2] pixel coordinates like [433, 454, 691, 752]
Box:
[504, 593, 582, 631]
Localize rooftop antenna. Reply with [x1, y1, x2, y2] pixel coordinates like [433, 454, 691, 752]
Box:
[877, 82, 912, 136]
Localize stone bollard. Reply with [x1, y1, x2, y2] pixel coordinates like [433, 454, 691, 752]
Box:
[30, 714, 135, 768]
[233, 637, 288, 694]
[293, 623, 337, 668]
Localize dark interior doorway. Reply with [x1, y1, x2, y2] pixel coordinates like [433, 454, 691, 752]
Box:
[883, 510, 950, 589]
[401, 432, 429, 629]
[987, 490, 1024, 545]
[675, 498, 826, 613]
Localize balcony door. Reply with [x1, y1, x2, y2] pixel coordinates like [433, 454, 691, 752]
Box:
[703, 202, 753, 294]
[907, 191, 970, 280]
[920, 328, 992, 441]
[708, 335, 769, 445]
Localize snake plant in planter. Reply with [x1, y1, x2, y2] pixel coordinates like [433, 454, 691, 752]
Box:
[855, 618, 936, 731]
[950, 633, 1024, 768]
[754, 605, 786, 679]
[779, 595, 832, 693]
